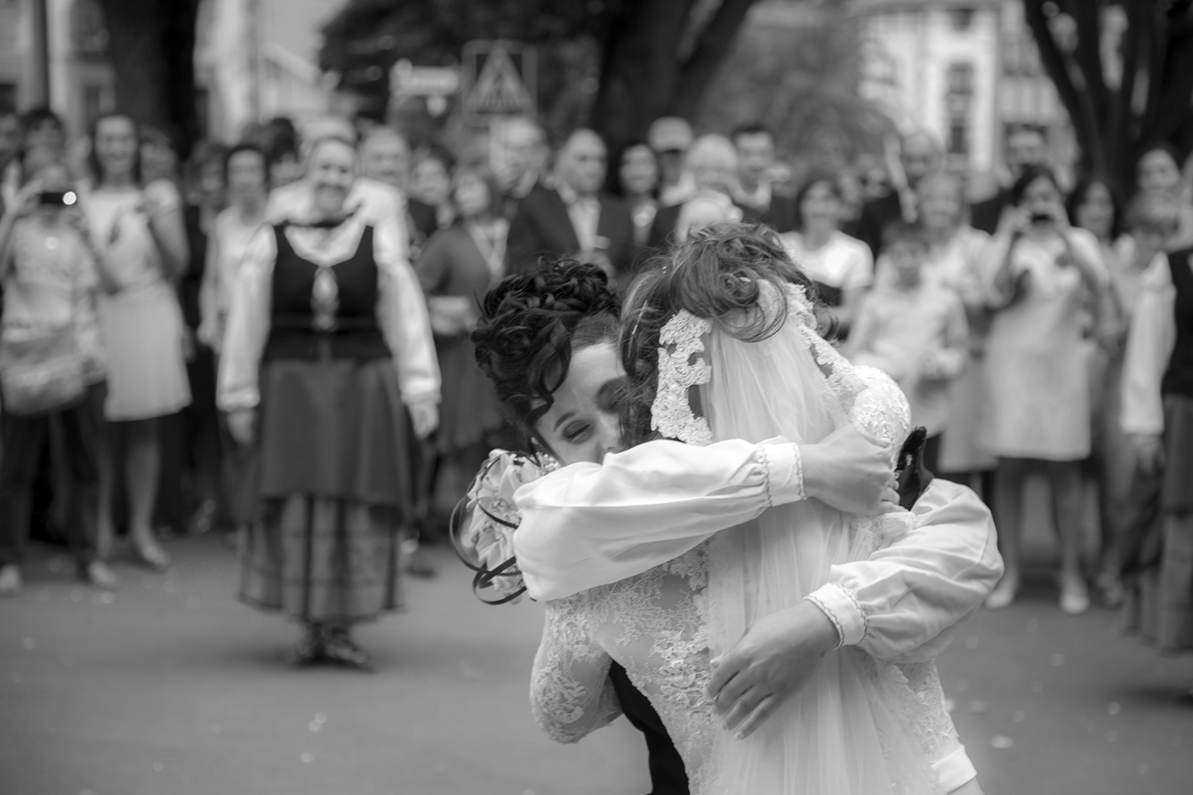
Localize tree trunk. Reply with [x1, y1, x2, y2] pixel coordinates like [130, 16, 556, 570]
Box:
[94, 0, 202, 155]
[672, 0, 758, 121]
[591, 0, 694, 144]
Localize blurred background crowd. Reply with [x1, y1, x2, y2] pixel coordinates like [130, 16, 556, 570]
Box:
[1, 0, 1192, 672]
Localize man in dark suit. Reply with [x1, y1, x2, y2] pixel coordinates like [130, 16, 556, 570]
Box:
[970, 125, 1048, 234]
[856, 130, 943, 257]
[507, 129, 637, 283]
[731, 122, 796, 233]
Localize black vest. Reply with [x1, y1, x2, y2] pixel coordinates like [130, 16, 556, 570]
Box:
[608, 663, 690, 795]
[1162, 247, 1193, 400]
[264, 224, 390, 361]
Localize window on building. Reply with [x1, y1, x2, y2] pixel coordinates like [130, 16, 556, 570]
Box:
[951, 8, 976, 32]
[948, 119, 968, 156]
[947, 62, 975, 95]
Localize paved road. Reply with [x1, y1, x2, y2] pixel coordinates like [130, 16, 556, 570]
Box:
[1, 530, 1191, 795]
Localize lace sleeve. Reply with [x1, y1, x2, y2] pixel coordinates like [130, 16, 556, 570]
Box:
[530, 595, 622, 744]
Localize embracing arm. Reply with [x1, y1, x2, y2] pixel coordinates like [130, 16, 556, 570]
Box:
[530, 597, 622, 744]
[806, 478, 1002, 661]
[515, 438, 808, 601]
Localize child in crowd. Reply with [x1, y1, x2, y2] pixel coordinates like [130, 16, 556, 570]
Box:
[847, 221, 969, 473]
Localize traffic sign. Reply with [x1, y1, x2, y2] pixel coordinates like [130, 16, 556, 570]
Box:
[461, 40, 536, 122]
[390, 60, 460, 97]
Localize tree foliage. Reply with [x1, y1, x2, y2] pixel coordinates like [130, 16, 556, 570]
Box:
[319, 0, 762, 142]
[697, 4, 893, 170]
[1024, 0, 1193, 194]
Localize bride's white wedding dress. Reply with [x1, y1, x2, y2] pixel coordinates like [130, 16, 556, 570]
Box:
[507, 284, 996, 794]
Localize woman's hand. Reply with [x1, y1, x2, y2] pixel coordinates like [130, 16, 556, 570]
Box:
[800, 425, 900, 515]
[227, 408, 256, 447]
[408, 399, 439, 439]
[706, 599, 839, 739]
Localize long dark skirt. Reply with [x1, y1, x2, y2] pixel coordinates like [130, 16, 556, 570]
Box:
[1121, 395, 1193, 652]
[238, 357, 415, 623]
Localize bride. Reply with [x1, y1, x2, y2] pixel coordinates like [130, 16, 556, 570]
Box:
[465, 230, 999, 793]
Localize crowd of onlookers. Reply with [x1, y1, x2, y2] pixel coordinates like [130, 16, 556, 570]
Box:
[1, 103, 1192, 658]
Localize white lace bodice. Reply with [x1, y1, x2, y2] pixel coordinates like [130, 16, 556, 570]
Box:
[531, 545, 720, 792]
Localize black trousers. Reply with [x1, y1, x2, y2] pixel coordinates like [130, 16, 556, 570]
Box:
[0, 384, 105, 568]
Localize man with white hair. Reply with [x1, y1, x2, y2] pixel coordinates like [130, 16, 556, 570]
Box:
[506, 128, 636, 283]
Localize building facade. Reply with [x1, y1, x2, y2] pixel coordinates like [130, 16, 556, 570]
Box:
[852, 0, 1076, 188]
[0, 0, 335, 141]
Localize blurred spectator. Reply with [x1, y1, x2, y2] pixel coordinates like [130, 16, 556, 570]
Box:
[1071, 182, 1158, 608]
[266, 121, 407, 255]
[83, 112, 191, 571]
[647, 134, 739, 252]
[1135, 143, 1183, 194]
[0, 105, 17, 214]
[414, 162, 509, 559]
[492, 117, 548, 210]
[1119, 190, 1192, 655]
[199, 142, 268, 541]
[675, 190, 741, 242]
[218, 134, 439, 668]
[731, 122, 796, 232]
[173, 139, 228, 535]
[835, 167, 865, 238]
[606, 139, 659, 247]
[856, 130, 942, 257]
[980, 165, 1112, 615]
[506, 129, 636, 284]
[779, 170, 872, 334]
[856, 154, 890, 202]
[199, 143, 268, 353]
[410, 147, 456, 233]
[2, 106, 67, 213]
[358, 127, 438, 255]
[140, 125, 181, 186]
[847, 221, 968, 473]
[647, 116, 695, 207]
[1135, 143, 1193, 247]
[0, 154, 118, 594]
[913, 171, 997, 498]
[263, 117, 303, 189]
[971, 126, 1049, 234]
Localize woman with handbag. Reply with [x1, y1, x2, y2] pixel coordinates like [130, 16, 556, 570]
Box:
[82, 112, 191, 571]
[0, 152, 118, 595]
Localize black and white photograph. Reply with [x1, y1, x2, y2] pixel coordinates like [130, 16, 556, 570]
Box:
[1, 1, 1192, 793]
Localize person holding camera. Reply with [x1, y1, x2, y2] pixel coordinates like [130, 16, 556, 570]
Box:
[979, 164, 1113, 615]
[0, 152, 119, 595]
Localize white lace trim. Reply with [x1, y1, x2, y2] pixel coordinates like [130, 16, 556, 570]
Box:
[652, 311, 714, 446]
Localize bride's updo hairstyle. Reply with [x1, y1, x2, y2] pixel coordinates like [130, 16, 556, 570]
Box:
[472, 260, 621, 450]
[619, 222, 817, 445]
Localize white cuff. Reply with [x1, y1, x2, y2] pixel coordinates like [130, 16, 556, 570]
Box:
[934, 745, 977, 793]
[805, 582, 866, 648]
[763, 442, 805, 506]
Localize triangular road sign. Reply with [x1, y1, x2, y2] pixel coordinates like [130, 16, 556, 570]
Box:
[469, 48, 533, 114]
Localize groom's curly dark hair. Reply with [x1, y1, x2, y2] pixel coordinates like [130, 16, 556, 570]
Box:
[472, 260, 621, 450]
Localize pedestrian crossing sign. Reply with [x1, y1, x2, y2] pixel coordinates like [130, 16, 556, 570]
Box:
[462, 40, 536, 122]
